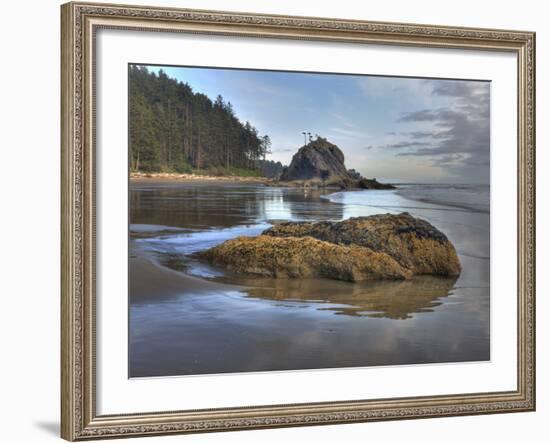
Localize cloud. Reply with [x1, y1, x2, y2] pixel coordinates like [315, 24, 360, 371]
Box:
[398, 109, 440, 122]
[398, 108, 469, 123]
[329, 126, 367, 139]
[329, 112, 357, 129]
[377, 141, 426, 149]
[401, 130, 450, 140]
[356, 76, 435, 104]
[230, 74, 299, 100]
[391, 80, 490, 182]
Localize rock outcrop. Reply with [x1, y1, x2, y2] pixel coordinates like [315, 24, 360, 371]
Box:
[265, 213, 461, 276]
[199, 235, 412, 282]
[278, 137, 395, 189]
[279, 138, 353, 186]
[199, 213, 461, 282]
[357, 178, 396, 190]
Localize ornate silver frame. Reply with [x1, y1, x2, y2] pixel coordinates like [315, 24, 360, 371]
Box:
[61, 1, 536, 440]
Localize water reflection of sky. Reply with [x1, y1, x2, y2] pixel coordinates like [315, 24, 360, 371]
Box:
[130, 283, 489, 377]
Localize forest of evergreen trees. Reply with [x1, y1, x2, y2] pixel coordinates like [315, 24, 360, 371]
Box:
[129, 65, 272, 174]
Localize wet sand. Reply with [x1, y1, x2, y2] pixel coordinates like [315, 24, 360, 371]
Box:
[129, 182, 490, 377]
[130, 252, 238, 303]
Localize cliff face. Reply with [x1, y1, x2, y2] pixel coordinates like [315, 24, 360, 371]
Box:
[279, 138, 353, 185]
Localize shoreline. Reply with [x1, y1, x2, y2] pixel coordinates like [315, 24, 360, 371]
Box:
[395, 185, 490, 214]
[130, 171, 273, 184]
[129, 172, 343, 188]
[130, 172, 394, 190]
[130, 245, 240, 304]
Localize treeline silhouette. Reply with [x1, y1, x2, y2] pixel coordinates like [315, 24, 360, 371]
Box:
[258, 159, 285, 179]
[129, 65, 271, 174]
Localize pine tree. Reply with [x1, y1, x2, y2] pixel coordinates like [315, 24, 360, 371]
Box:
[129, 65, 271, 175]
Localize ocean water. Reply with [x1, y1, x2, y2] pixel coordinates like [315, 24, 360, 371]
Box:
[129, 182, 490, 377]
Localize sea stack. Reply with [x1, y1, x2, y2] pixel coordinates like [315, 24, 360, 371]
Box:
[279, 137, 395, 189]
[279, 137, 353, 186]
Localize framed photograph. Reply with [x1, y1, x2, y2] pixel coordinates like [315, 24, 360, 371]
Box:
[61, 1, 536, 440]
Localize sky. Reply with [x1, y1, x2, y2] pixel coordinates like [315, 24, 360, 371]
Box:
[144, 64, 490, 184]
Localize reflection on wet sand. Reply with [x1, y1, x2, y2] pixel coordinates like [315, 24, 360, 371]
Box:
[130, 182, 344, 230]
[206, 274, 456, 319]
[249, 276, 456, 319]
[129, 181, 490, 376]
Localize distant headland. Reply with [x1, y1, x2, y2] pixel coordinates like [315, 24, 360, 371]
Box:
[277, 136, 395, 190]
[131, 135, 396, 190]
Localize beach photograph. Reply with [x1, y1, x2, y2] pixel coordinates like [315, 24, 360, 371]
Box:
[128, 64, 490, 378]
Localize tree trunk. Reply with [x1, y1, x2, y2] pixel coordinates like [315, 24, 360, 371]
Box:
[196, 131, 201, 169]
